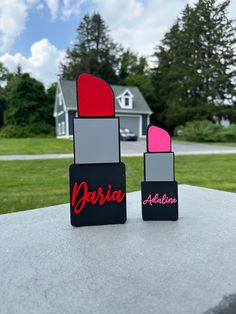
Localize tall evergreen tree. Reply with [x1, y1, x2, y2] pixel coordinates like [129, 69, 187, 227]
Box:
[152, 0, 236, 133]
[60, 13, 121, 83]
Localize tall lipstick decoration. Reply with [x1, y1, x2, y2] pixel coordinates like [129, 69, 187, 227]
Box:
[70, 74, 127, 227]
[141, 125, 178, 221]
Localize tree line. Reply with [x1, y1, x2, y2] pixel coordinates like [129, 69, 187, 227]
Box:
[0, 0, 235, 137]
[0, 65, 56, 137]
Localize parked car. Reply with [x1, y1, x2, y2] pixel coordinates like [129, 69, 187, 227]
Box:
[120, 128, 138, 141]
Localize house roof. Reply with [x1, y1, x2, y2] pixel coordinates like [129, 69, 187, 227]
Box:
[56, 79, 151, 114]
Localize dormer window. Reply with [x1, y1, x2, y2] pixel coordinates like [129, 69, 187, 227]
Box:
[124, 96, 130, 107]
[117, 89, 133, 109]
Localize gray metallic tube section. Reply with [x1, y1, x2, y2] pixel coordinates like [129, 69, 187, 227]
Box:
[144, 152, 174, 182]
[73, 118, 120, 164]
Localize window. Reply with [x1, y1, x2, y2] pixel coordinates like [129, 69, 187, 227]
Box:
[116, 89, 133, 109]
[124, 97, 130, 107]
[61, 122, 65, 135]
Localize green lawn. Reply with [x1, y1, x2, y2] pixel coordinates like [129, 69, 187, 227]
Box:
[0, 154, 236, 215]
[1, 137, 236, 156]
[0, 138, 73, 155]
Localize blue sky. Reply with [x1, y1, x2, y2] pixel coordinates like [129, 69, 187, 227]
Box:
[0, 0, 235, 86]
[10, 1, 92, 57]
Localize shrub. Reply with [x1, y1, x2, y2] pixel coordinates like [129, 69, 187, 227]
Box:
[220, 124, 236, 142]
[177, 120, 223, 142]
[0, 123, 55, 138]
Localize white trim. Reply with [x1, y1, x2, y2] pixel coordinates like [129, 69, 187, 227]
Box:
[56, 135, 72, 139]
[64, 108, 152, 115]
[56, 110, 65, 117]
[53, 84, 59, 117]
[116, 89, 134, 109]
[65, 110, 69, 137]
[119, 89, 134, 98]
[58, 80, 67, 112]
[61, 121, 65, 135]
[54, 81, 67, 117]
[64, 108, 152, 114]
[58, 93, 63, 107]
[58, 122, 61, 136]
[116, 113, 141, 117]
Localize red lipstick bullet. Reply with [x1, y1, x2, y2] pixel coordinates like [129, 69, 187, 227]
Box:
[69, 74, 127, 227]
[141, 125, 178, 221]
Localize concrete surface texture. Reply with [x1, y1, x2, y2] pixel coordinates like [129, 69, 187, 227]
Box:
[1, 185, 236, 314]
[1, 140, 236, 160]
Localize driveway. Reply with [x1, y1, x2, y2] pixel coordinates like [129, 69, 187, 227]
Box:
[121, 139, 236, 156]
[0, 140, 236, 160]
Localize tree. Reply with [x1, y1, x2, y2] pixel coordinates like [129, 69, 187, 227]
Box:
[4, 72, 48, 126]
[46, 82, 57, 126]
[152, 0, 236, 133]
[60, 13, 121, 83]
[0, 62, 9, 127]
[118, 50, 155, 107]
[0, 62, 9, 82]
[118, 50, 149, 80]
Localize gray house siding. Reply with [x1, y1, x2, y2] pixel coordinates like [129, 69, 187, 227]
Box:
[54, 80, 152, 138]
[142, 114, 148, 135]
[68, 111, 76, 136]
[118, 115, 140, 137]
[56, 112, 66, 136]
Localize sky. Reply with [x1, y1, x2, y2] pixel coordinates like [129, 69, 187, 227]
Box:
[0, 0, 235, 87]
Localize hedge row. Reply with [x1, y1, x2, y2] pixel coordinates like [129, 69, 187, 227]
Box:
[176, 120, 236, 142]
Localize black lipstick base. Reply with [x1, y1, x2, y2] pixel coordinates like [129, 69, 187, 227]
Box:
[70, 163, 126, 227]
[141, 181, 178, 221]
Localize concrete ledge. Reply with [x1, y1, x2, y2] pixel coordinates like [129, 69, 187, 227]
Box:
[1, 185, 236, 314]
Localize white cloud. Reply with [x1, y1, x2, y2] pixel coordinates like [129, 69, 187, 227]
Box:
[0, 0, 28, 53]
[36, 3, 45, 10]
[0, 0, 235, 85]
[0, 39, 65, 87]
[60, 0, 85, 20]
[43, 0, 59, 19]
[42, 0, 85, 20]
[92, 0, 193, 57]
[92, 0, 236, 57]
[0, 0, 236, 55]
[0, 0, 83, 54]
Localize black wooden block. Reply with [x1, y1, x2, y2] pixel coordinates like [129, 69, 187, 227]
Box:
[70, 163, 127, 227]
[141, 181, 178, 221]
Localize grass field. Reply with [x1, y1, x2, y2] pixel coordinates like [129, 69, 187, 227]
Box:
[1, 154, 236, 215]
[0, 138, 73, 155]
[1, 137, 236, 155]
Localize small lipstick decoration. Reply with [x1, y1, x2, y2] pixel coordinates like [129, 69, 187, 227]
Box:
[70, 74, 127, 227]
[141, 125, 178, 221]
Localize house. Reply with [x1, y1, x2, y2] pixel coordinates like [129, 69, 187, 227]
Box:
[53, 79, 152, 138]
